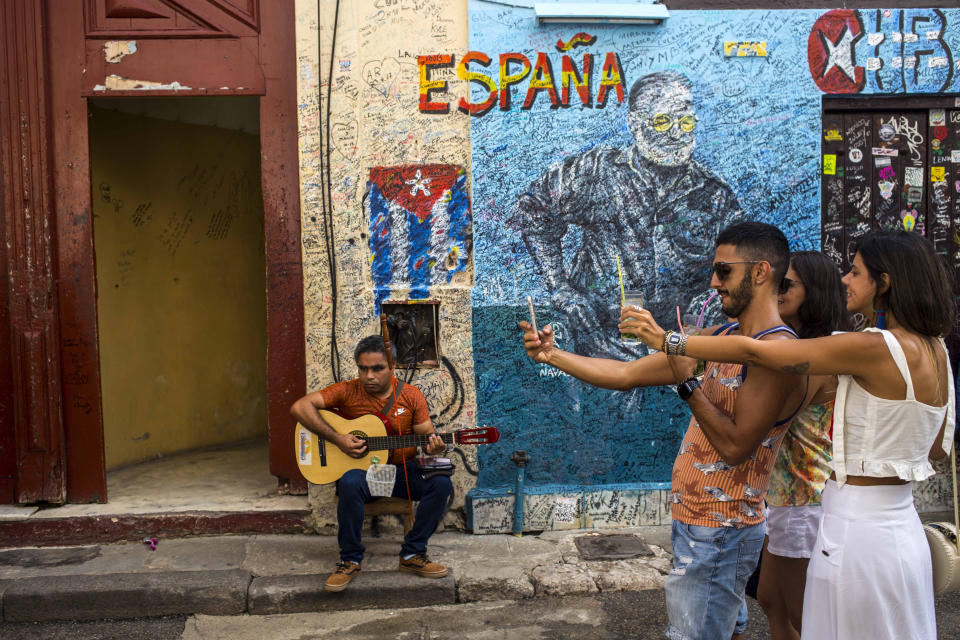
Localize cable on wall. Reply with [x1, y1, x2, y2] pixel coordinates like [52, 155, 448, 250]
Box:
[317, 0, 343, 381]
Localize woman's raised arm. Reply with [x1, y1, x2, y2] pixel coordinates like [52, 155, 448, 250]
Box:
[629, 308, 886, 378]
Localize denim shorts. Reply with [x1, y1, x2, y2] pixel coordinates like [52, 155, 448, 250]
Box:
[664, 519, 765, 640]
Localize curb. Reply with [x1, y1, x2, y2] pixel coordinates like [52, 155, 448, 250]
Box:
[0, 511, 313, 548]
[0, 569, 457, 622]
[1, 569, 251, 622]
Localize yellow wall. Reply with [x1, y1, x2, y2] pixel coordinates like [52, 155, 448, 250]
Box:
[89, 105, 267, 470]
[295, 0, 475, 526]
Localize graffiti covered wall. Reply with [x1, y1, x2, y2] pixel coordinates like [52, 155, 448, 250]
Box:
[295, 2, 960, 532]
[460, 6, 960, 527]
[294, 0, 479, 529]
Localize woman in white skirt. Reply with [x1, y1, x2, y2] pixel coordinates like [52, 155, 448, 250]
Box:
[627, 230, 955, 640]
[759, 251, 850, 640]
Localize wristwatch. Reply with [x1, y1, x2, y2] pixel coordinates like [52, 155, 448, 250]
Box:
[677, 377, 701, 401]
[665, 331, 684, 355]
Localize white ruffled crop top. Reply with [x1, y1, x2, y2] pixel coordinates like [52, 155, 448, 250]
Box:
[832, 328, 955, 486]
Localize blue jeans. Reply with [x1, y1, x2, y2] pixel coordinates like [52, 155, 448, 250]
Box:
[336, 460, 453, 563]
[665, 520, 765, 640]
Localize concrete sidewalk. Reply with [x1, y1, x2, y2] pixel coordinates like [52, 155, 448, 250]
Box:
[0, 526, 674, 623]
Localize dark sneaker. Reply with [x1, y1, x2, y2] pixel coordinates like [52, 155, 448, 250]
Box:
[399, 554, 447, 578]
[324, 561, 361, 592]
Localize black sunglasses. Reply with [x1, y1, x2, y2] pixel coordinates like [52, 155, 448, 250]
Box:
[779, 277, 799, 294]
[711, 261, 761, 280]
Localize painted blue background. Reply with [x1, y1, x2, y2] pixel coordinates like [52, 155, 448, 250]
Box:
[467, 6, 960, 490]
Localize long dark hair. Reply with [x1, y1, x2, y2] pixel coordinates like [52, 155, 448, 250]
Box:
[789, 251, 852, 339]
[855, 231, 955, 337]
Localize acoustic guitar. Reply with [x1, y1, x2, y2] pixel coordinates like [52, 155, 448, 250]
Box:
[295, 410, 500, 485]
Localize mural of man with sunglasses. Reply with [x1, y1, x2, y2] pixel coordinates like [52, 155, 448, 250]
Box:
[513, 70, 744, 360]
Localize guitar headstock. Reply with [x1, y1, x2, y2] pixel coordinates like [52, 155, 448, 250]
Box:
[454, 426, 500, 445]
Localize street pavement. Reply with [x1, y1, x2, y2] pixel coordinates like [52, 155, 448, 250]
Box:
[0, 526, 958, 639]
[0, 593, 764, 640]
[4, 591, 960, 640]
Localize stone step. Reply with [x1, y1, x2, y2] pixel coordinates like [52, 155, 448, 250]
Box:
[0, 568, 456, 622]
[249, 571, 456, 614]
[0, 569, 251, 622]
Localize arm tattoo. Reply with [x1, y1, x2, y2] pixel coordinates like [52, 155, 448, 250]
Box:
[780, 362, 810, 375]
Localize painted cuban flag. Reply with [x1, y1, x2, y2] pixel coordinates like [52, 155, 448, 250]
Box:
[366, 164, 471, 307]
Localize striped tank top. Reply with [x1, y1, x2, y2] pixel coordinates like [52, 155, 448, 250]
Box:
[671, 323, 805, 528]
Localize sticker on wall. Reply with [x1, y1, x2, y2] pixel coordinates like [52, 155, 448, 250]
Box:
[366, 165, 472, 304]
[875, 157, 892, 167]
[901, 210, 917, 231]
[908, 186, 923, 203]
[931, 109, 947, 127]
[905, 166, 924, 187]
[879, 180, 896, 200]
[554, 497, 578, 524]
[931, 166, 947, 182]
[951, 150, 960, 163]
[823, 154, 837, 175]
[724, 41, 767, 57]
[934, 126, 949, 141]
[848, 148, 863, 163]
[824, 126, 843, 142]
[878, 124, 896, 142]
[873, 147, 898, 157]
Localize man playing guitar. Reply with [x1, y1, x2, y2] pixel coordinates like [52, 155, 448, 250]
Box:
[290, 335, 450, 592]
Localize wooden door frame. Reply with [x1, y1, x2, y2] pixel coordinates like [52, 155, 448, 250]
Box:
[0, 1, 67, 503]
[40, 0, 306, 503]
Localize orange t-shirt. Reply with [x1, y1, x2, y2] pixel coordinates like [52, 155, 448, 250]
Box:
[319, 378, 429, 464]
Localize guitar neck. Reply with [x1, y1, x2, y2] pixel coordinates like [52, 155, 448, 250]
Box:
[365, 432, 455, 451]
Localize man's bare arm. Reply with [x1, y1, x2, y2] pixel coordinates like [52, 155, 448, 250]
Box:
[521, 322, 676, 389]
[290, 391, 366, 457]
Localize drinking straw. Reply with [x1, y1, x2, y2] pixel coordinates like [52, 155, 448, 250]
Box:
[676, 306, 684, 335]
[616, 256, 625, 306]
[526, 295, 538, 335]
[696, 291, 718, 328]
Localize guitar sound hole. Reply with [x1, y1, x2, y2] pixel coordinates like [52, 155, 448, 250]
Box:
[351, 431, 370, 455]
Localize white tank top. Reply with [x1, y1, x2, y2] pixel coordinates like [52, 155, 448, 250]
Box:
[831, 328, 955, 486]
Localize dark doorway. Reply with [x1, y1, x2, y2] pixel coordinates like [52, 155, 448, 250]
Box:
[88, 97, 267, 473]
